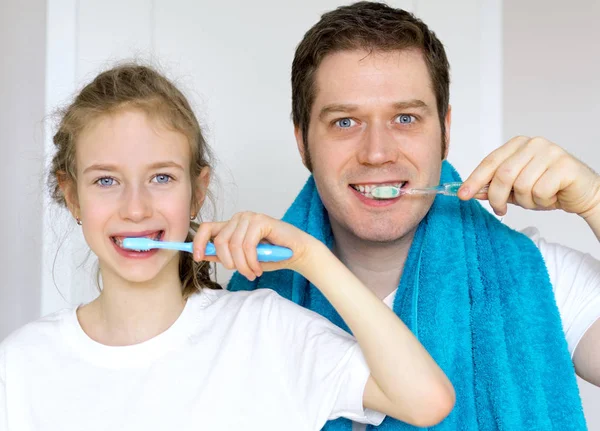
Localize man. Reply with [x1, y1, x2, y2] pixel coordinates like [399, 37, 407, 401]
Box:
[229, 2, 599, 429]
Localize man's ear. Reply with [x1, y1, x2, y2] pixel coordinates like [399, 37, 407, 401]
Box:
[57, 172, 80, 220]
[294, 126, 310, 170]
[443, 105, 452, 160]
[192, 166, 211, 216]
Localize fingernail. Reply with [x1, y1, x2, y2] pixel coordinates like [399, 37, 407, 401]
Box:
[459, 187, 469, 197]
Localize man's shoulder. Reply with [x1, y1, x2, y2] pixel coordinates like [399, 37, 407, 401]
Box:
[519, 226, 542, 244]
[517, 226, 579, 264]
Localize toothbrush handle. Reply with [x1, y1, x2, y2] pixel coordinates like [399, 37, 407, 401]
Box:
[203, 243, 293, 262]
[256, 244, 294, 262]
[441, 182, 489, 196]
[153, 241, 194, 253]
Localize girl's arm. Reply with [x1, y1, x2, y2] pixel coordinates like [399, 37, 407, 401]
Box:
[194, 212, 455, 427]
[302, 240, 454, 427]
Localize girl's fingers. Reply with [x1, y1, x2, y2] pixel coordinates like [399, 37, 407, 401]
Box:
[193, 221, 226, 262]
[228, 215, 257, 280]
[242, 218, 267, 277]
[212, 217, 241, 270]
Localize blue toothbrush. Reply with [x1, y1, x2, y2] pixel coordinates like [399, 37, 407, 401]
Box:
[122, 237, 293, 262]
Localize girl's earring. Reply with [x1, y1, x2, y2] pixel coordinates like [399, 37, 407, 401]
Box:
[76, 217, 82, 226]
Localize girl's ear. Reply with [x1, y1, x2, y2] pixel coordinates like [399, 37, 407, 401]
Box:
[57, 171, 81, 220]
[192, 167, 211, 216]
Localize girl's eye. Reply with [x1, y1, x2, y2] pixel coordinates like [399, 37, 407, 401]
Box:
[395, 114, 416, 124]
[153, 174, 172, 184]
[334, 118, 357, 128]
[97, 177, 115, 187]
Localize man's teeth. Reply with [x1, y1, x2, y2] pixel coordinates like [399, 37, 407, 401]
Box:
[352, 183, 405, 197]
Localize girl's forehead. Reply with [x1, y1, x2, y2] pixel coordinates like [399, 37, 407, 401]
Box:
[77, 110, 191, 167]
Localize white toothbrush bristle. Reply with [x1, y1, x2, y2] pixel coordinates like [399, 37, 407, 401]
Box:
[371, 186, 400, 199]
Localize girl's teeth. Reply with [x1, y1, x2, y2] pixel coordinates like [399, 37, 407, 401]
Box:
[112, 231, 162, 249]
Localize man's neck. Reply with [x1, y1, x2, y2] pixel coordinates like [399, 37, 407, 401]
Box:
[331, 222, 416, 300]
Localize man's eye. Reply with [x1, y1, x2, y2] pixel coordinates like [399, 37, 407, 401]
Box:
[395, 114, 416, 124]
[335, 118, 357, 128]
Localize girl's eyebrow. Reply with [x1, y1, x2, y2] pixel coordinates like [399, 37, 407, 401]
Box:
[147, 161, 185, 171]
[83, 161, 184, 174]
[82, 164, 117, 174]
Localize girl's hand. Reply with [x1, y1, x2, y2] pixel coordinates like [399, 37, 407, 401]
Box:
[192, 212, 320, 280]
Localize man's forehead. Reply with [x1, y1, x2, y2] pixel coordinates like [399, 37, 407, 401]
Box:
[312, 49, 436, 109]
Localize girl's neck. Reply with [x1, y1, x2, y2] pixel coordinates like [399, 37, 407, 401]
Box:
[77, 262, 187, 347]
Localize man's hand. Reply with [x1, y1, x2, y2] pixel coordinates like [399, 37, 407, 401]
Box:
[459, 136, 600, 219]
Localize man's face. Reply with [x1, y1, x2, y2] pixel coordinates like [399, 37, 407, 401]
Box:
[297, 49, 450, 243]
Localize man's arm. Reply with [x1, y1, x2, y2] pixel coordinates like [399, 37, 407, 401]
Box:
[574, 319, 600, 386]
[574, 205, 600, 386]
[460, 136, 600, 387]
[582, 199, 600, 242]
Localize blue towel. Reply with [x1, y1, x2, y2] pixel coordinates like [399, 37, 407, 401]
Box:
[228, 161, 586, 430]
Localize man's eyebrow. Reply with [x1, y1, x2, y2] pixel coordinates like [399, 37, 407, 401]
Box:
[318, 100, 431, 121]
[392, 99, 430, 113]
[318, 104, 359, 121]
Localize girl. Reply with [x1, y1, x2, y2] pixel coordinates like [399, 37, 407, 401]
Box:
[0, 64, 454, 431]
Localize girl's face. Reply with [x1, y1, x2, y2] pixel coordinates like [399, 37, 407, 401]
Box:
[68, 109, 208, 286]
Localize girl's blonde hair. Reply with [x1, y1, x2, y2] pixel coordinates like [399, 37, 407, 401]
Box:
[48, 63, 221, 297]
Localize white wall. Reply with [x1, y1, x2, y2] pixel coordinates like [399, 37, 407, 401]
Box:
[502, 0, 600, 426]
[0, 0, 46, 341]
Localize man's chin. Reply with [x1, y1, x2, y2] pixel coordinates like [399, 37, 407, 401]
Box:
[355, 231, 412, 244]
[343, 222, 417, 244]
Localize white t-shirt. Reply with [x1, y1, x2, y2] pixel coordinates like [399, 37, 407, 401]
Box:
[353, 228, 600, 431]
[0, 289, 384, 431]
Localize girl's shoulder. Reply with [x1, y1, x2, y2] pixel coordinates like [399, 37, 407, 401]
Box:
[194, 286, 282, 308]
[199, 287, 344, 333]
[0, 307, 74, 357]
